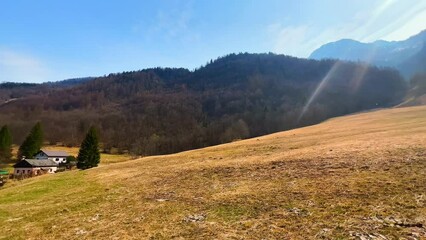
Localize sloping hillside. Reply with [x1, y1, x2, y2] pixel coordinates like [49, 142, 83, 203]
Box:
[0, 106, 425, 239]
[399, 45, 426, 79]
[398, 73, 426, 107]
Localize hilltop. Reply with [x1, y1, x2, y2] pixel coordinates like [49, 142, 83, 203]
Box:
[0, 105, 425, 239]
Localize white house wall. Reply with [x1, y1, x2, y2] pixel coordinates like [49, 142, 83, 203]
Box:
[14, 168, 35, 175]
[14, 167, 57, 176]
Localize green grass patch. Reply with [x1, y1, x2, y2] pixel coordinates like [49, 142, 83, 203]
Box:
[0, 171, 88, 204]
[210, 204, 257, 222]
[0, 170, 111, 239]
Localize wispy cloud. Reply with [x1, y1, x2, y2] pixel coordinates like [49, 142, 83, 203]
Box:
[268, 24, 311, 57]
[155, 9, 191, 38]
[0, 48, 52, 83]
[268, 23, 360, 57]
[133, 2, 199, 45]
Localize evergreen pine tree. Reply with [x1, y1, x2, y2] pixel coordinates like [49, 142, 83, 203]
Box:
[32, 122, 43, 150]
[77, 126, 100, 169]
[0, 125, 12, 163]
[18, 122, 43, 159]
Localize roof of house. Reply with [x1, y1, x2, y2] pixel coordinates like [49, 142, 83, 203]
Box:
[38, 149, 69, 157]
[14, 159, 58, 168]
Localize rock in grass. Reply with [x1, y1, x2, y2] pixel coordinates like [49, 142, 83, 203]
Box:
[75, 228, 87, 235]
[184, 214, 206, 222]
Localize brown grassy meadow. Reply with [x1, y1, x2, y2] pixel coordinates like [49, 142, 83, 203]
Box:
[0, 106, 425, 239]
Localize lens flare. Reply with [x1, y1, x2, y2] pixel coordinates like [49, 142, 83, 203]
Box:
[298, 61, 343, 123]
[349, 46, 378, 92]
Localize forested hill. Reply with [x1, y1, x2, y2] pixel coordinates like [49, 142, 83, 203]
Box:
[0, 53, 407, 156]
[0, 77, 94, 102]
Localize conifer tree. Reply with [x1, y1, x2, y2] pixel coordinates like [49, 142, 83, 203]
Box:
[32, 122, 43, 150]
[18, 122, 43, 159]
[77, 126, 100, 169]
[0, 125, 12, 162]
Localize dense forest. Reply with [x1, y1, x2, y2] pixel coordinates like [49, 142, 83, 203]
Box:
[0, 53, 407, 156]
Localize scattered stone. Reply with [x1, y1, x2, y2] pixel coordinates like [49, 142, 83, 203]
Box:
[75, 228, 87, 235]
[415, 194, 425, 206]
[156, 198, 168, 202]
[350, 231, 388, 240]
[184, 214, 206, 222]
[409, 232, 420, 238]
[315, 228, 331, 238]
[89, 213, 101, 222]
[132, 216, 144, 222]
[288, 207, 310, 216]
[6, 217, 23, 222]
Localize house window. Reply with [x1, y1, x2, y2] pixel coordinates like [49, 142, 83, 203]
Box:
[56, 158, 59, 161]
[50, 169, 52, 172]
[17, 170, 19, 173]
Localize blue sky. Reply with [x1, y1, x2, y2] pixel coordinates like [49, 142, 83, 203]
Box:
[1, 0, 426, 83]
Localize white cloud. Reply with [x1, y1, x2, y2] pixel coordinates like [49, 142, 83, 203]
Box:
[0, 48, 52, 83]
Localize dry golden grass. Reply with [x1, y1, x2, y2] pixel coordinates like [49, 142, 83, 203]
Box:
[0, 106, 425, 239]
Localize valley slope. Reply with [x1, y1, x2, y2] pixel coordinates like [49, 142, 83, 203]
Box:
[0, 105, 425, 239]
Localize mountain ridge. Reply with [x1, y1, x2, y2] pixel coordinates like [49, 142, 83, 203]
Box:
[310, 30, 426, 78]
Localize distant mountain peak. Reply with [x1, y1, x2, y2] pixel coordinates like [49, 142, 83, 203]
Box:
[310, 29, 426, 78]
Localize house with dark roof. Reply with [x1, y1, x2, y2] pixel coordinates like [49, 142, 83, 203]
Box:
[35, 149, 70, 164]
[13, 159, 58, 176]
